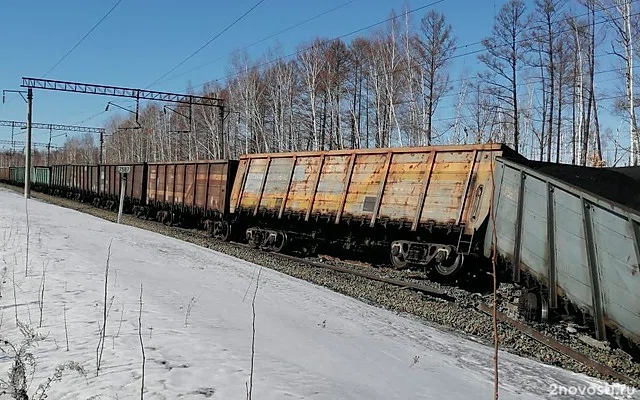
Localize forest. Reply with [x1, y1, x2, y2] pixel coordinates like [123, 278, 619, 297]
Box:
[2, 0, 639, 168]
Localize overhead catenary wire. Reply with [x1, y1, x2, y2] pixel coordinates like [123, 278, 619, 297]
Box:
[184, 0, 635, 93]
[42, 0, 123, 78]
[150, 0, 359, 88]
[146, 0, 267, 89]
[181, 0, 447, 91]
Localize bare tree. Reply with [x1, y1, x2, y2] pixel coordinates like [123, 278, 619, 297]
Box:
[600, 0, 639, 165]
[479, 0, 531, 152]
[418, 10, 457, 145]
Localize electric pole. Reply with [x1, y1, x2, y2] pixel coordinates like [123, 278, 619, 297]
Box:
[25, 88, 33, 199]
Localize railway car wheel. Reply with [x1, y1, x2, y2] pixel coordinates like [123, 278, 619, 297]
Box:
[219, 223, 232, 242]
[434, 254, 464, 278]
[271, 231, 287, 253]
[390, 241, 409, 269]
[390, 253, 408, 269]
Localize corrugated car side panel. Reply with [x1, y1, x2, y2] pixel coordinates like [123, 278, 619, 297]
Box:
[419, 151, 474, 225]
[174, 164, 185, 204]
[309, 155, 347, 216]
[132, 164, 145, 201]
[91, 166, 99, 193]
[164, 165, 176, 204]
[519, 174, 550, 280]
[185, 164, 196, 206]
[377, 152, 430, 221]
[147, 165, 157, 203]
[229, 159, 249, 213]
[239, 158, 269, 210]
[491, 164, 521, 262]
[195, 163, 209, 209]
[207, 163, 228, 212]
[553, 188, 594, 310]
[260, 157, 294, 211]
[285, 156, 320, 214]
[341, 154, 383, 217]
[590, 207, 640, 341]
[157, 165, 166, 203]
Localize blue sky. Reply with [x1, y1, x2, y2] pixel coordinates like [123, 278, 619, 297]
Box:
[0, 0, 628, 157]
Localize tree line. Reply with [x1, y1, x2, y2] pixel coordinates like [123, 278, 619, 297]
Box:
[4, 0, 639, 167]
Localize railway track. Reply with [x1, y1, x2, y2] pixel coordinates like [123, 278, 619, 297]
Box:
[238, 242, 640, 387]
[3, 183, 640, 389]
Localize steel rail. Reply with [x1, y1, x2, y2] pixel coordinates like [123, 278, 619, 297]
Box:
[476, 303, 639, 388]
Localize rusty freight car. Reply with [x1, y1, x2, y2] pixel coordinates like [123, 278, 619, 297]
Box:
[229, 144, 521, 277]
[137, 160, 238, 238]
[92, 163, 147, 211]
[0, 167, 10, 182]
[50, 164, 99, 201]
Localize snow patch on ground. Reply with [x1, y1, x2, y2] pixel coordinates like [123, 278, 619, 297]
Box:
[0, 187, 637, 399]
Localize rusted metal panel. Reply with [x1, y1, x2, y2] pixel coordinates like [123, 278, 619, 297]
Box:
[375, 152, 434, 224]
[195, 163, 209, 209]
[229, 159, 249, 213]
[248, 143, 508, 159]
[306, 155, 326, 221]
[456, 149, 478, 224]
[145, 161, 231, 214]
[285, 156, 321, 215]
[370, 152, 393, 227]
[233, 145, 509, 232]
[174, 164, 185, 204]
[312, 155, 348, 217]
[184, 164, 196, 206]
[239, 158, 268, 211]
[279, 156, 297, 219]
[254, 157, 272, 216]
[206, 163, 227, 212]
[419, 151, 479, 229]
[342, 154, 387, 217]
[335, 154, 356, 224]
[411, 153, 435, 231]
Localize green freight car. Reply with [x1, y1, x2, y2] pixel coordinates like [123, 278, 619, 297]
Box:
[9, 166, 51, 187]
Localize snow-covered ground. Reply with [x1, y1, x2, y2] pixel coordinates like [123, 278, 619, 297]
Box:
[0, 187, 637, 400]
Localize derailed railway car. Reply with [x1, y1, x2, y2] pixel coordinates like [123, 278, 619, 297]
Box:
[486, 156, 640, 353]
[133, 160, 238, 237]
[229, 143, 523, 277]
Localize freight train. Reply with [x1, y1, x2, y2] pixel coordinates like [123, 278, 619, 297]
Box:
[1, 142, 639, 357]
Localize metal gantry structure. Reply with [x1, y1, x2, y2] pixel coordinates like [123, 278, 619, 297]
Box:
[13, 77, 226, 199]
[0, 120, 106, 165]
